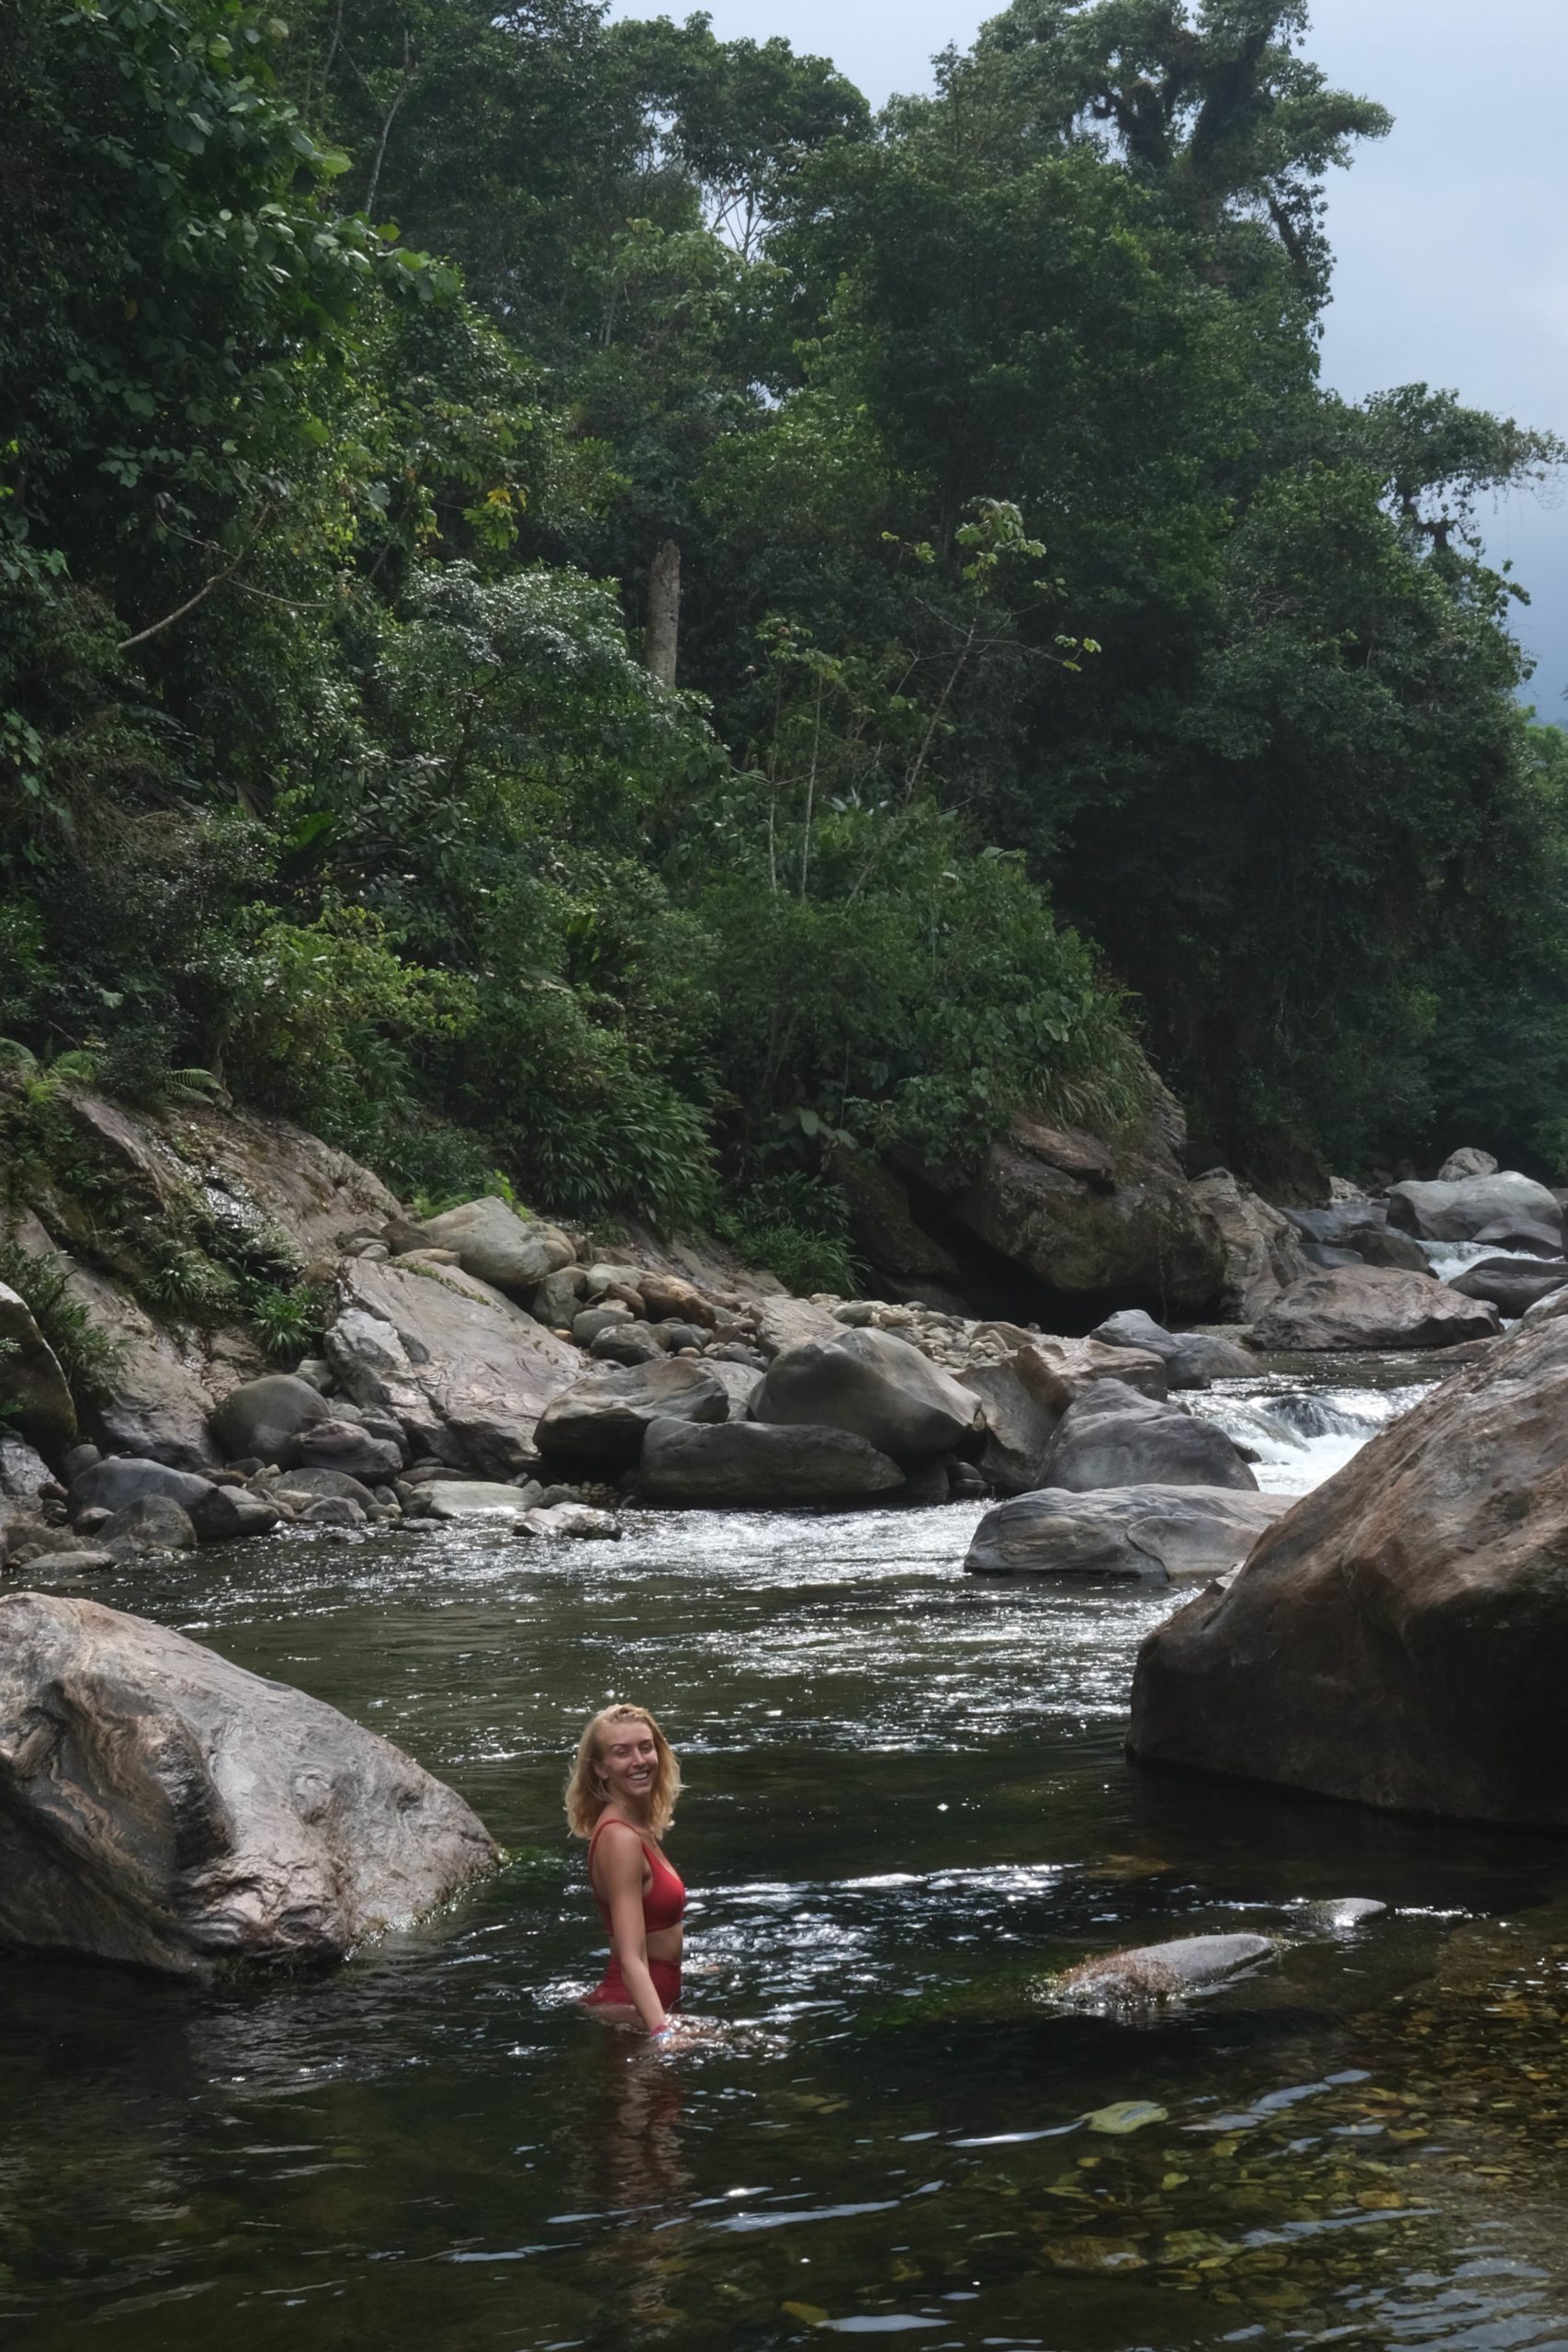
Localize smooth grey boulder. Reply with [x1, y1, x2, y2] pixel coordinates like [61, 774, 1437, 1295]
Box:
[1343, 1225, 1429, 1272]
[533, 1267, 584, 1329]
[1038, 1382, 1258, 1494]
[1250, 1266, 1500, 1351]
[1450, 1256, 1568, 1317]
[99, 1494, 198, 1557]
[1128, 1308, 1568, 1827]
[72, 1455, 215, 1522]
[69, 1456, 276, 1544]
[752, 1328, 982, 1464]
[1052, 1933, 1277, 2010]
[964, 1485, 1291, 1581]
[288, 1417, 404, 1482]
[0, 1281, 76, 1451]
[1471, 1216, 1565, 1259]
[0, 1591, 497, 1974]
[210, 1374, 330, 1465]
[536, 1359, 728, 1474]
[1091, 1309, 1252, 1389]
[415, 1196, 574, 1293]
[1387, 1170, 1562, 1246]
[326, 1257, 581, 1476]
[637, 1417, 905, 1509]
[958, 1357, 1058, 1494]
[589, 1321, 665, 1367]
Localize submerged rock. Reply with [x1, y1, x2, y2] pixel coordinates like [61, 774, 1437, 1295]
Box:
[1038, 1381, 1258, 1494]
[0, 1592, 496, 1974]
[965, 1485, 1290, 1582]
[1128, 1308, 1568, 1826]
[1052, 1932, 1277, 2011]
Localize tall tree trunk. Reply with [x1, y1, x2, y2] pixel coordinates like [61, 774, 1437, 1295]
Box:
[645, 538, 681, 688]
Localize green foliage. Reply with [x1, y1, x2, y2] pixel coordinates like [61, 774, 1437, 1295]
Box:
[714, 1174, 857, 1298]
[0, 1241, 127, 1404]
[4, 0, 1565, 1250]
[247, 1282, 331, 1361]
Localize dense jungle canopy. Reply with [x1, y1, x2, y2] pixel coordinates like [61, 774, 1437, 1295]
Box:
[5, 0, 1567, 1272]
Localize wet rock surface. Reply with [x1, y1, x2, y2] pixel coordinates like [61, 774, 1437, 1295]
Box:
[1129, 1308, 1568, 1826]
[1249, 1265, 1501, 1351]
[637, 1417, 906, 1509]
[0, 1591, 496, 1974]
[1040, 1381, 1258, 1494]
[964, 1484, 1291, 1582]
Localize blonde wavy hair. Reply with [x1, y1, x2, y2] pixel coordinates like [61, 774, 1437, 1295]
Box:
[565, 1703, 682, 1838]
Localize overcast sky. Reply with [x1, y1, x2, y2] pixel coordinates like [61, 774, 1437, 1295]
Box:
[609, 0, 1568, 716]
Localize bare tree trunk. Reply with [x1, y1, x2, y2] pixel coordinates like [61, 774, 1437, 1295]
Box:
[645, 538, 681, 688]
[362, 29, 412, 220]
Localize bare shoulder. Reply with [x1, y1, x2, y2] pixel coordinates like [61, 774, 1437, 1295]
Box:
[590, 1815, 647, 1880]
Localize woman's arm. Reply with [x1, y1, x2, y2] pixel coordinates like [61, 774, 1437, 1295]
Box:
[595, 1826, 669, 2035]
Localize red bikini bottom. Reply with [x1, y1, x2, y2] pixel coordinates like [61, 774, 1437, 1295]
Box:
[582, 1956, 682, 2011]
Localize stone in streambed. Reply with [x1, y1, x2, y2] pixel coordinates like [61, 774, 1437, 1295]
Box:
[1471, 1216, 1564, 1259]
[1128, 1308, 1568, 1827]
[414, 1197, 574, 1293]
[1090, 1308, 1252, 1389]
[964, 1485, 1291, 1582]
[1051, 1933, 1277, 2011]
[513, 1503, 621, 1540]
[637, 1418, 904, 1509]
[536, 1359, 728, 1475]
[1387, 1169, 1562, 1246]
[420, 1480, 544, 1522]
[752, 1328, 981, 1464]
[1250, 1266, 1499, 1351]
[209, 1374, 329, 1464]
[0, 1591, 496, 1974]
[100, 1495, 199, 1557]
[288, 1417, 404, 1482]
[0, 1437, 55, 1500]
[1449, 1256, 1568, 1317]
[69, 1456, 276, 1543]
[1038, 1382, 1258, 1494]
[957, 1357, 1059, 1495]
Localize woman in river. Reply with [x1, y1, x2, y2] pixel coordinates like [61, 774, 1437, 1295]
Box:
[568, 1702, 686, 2038]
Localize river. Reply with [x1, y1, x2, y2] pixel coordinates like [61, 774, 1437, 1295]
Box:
[6, 1354, 1568, 2351]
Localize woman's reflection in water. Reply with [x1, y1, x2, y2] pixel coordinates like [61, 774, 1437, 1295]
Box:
[583, 2032, 694, 2331]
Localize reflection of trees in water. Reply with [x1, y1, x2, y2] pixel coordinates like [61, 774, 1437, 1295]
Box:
[578, 2036, 694, 2333]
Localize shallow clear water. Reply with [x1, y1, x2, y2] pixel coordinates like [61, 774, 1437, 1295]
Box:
[6, 1380, 1568, 2352]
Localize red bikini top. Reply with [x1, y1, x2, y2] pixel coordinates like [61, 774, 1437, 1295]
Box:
[588, 1815, 686, 1935]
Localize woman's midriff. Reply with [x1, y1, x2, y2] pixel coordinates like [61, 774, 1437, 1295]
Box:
[582, 1952, 682, 2012]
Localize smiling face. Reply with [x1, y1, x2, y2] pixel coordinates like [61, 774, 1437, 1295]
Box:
[598, 1716, 660, 1813]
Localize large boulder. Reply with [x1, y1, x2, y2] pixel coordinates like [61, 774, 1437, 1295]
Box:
[958, 1357, 1060, 1494]
[1387, 1170, 1562, 1246]
[536, 1359, 728, 1474]
[752, 1297, 843, 1358]
[1449, 1256, 1568, 1317]
[0, 1591, 496, 1973]
[209, 1373, 330, 1464]
[1250, 1267, 1500, 1352]
[1127, 1310, 1568, 1827]
[1189, 1170, 1314, 1323]
[1090, 1308, 1252, 1390]
[0, 1282, 75, 1452]
[289, 1417, 404, 1483]
[69, 1455, 278, 1544]
[1039, 1381, 1258, 1494]
[752, 1328, 982, 1464]
[906, 1086, 1225, 1319]
[324, 1257, 581, 1476]
[964, 1485, 1291, 1581]
[637, 1418, 905, 1509]
[413, 1196, 575, 1294]
[1021, 1334, 1169, 1408]
[0, 1436, 54, 1500]
[1438, 1147, 1498, 1182]
[1471, 1216, 1565, 1259]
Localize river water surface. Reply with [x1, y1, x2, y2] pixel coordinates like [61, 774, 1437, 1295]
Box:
[6, 1360, 1568, 2352]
